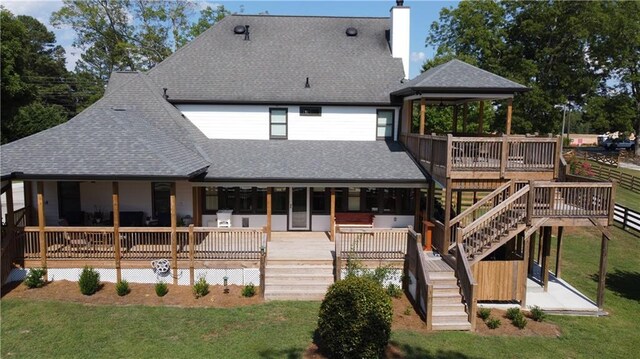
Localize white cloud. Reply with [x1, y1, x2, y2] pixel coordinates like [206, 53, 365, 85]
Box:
[1, 0, 63, 23]
[410, 51, 426, 63]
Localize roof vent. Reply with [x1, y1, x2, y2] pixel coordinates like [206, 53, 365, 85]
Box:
[112, 107, 126, 112]
[244, 25, 250, 40]
[233, 25, 246, 34]
[305, 77, 310, 88]
[346, 27, 358, 37]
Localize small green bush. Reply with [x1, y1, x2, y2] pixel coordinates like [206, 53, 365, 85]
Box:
[404, 306, 412, 316]
[386, 283, 402, 298]
[478, 307, 491, 321]
[317, 276, 392, 359]
[193, 276, 209, 298]
[155, 281, 168, 297]
[529, 305, 546, 322]
[115, 280, 130, 296]
[486, 317, 501, 329]
[512, 313, 528, 329]
[506, 307, 521, 320]
[24, 268, 47, 288]
[78, 266, 100, 295]
[242, 283, 256, 297]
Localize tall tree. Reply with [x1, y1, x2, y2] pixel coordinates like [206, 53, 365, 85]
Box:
[0, 8, 73, 143]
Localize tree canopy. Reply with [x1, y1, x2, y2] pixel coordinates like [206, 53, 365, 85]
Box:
[425, 0, 639, 144]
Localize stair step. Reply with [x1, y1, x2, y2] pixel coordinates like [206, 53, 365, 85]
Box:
[431, 312, 469, 322]
[431, 322, 472, 331]
[266, 284, 331, 292]
[431, 303, 466, 312]
[266, 265, 333, 275]
[265, 292, 326, 301]
[432, 283, 459, 290]
[432, 288, 460, 296]
[428, 272, 456, 280]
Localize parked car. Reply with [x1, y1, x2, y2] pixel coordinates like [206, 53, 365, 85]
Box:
[602, 138, 636, 151]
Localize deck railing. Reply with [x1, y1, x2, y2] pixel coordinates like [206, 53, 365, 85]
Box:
[530, 182, 614, 218]
[455, 243, 477, 331]
[336, 226, 409, 260]
[401, 133, 560, 179]
[21, 226, 265, 261]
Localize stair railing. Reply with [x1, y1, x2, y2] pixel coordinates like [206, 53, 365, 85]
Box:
[457, 185, 530, 261]
[448, 181, 513, 252]
[455, 242, 477, 331]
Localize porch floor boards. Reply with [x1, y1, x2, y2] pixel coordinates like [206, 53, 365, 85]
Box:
[267, 232, 333, 261]
[423, 252, 455, 272]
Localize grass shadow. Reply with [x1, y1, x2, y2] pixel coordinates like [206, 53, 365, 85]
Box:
[388, 341, 479, 359]
[591, 269, 640, 302]
[258, 347, 304, 359]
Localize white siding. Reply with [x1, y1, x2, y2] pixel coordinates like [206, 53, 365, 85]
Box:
[177, 104, 399, 141]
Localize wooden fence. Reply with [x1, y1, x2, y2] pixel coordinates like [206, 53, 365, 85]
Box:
[404, 229, 433, 330]
[614, 204, 640, 234]
[335, 227, 409, 260]
[567, 152, 640, 193]
[471, 260, 525, 301]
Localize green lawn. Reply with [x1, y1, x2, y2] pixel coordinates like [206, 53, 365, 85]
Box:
[2, 225, 639, 358]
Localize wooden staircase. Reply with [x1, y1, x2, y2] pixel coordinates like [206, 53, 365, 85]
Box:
[429, 268, 472, 331]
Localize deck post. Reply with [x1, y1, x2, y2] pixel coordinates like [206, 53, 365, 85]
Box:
[463, 103, 468, 133]
[520, 234, 531, 308]
[452, 105, 459, 134]
[537, 228, 543, 264]
[528, 230, 536, 275]
[266, 187, 272, 242]
[478, 101, 485, 134]
[596, 233, 609, 310]
[112, 182, 121, 283]
[192, 187, 201, 227]
[24, 181, 33, 225]
[542, 227, 551, 292]
[189, 224, 195, 285]
[426, 180, 435, 221]
[330, 188, 336, 242]
[6, 181, 15, 235]
[36, 181, 47, 279]
[506, 98, 513, 135]
[170, 182, 178, 285]
[419, 98, 426, 135]
[555, 226, 563, 278]
[443, 178, 453, 247]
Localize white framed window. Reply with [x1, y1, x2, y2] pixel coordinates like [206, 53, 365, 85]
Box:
[270, 108, 287, 139]
[377, 109, 394, 140]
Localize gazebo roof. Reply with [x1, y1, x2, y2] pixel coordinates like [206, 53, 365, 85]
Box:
[391, 59, 529, 99]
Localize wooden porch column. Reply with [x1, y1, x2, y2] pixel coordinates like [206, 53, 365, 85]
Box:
[266, 187, 272, 242]
[542, 227, 551, 292]
[112, 182, 122, 283]
[462, 103, 469, 133]
[555, 226, 564, 278]
[330, 188, 336, 242]
[36, 181, 47, 279]
[170, 182, 178, 285]
[506, 98, 513, 135]
[419, 98, 426, 135]
[414, 188, 422, 230]
[426, 180, 435, 221]
[596, 233, 609, 310]
[537, 228, 543, 264]
[528, 230, 536, 276]
[443, 178, 453, 246]
[520, 234, 531, 308]
[452, 105, 459, 134]
[192, 187, 201, 227]
[24, 181, 33, 225]
[6, 181, 15, 234]
[189, 224, 195, 285]
[478, 101, 485, 134]
[402, 100, 411, 134]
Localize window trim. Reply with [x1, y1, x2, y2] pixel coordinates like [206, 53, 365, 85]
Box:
[299, 106, 322, 116]
[376, 109, 395, 140]
[269, 108, 288, 140]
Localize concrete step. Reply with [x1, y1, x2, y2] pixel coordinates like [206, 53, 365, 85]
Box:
[431, 321, 472, 331]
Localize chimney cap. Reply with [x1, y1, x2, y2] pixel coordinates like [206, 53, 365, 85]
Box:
[396, 0, 404, 6]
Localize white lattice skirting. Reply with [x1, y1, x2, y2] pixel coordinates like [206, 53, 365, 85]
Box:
[6, 267, 260, 286]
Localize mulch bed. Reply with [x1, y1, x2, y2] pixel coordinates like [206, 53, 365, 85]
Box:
[1, 280, 262, 307]
[475, 307, 561, 337]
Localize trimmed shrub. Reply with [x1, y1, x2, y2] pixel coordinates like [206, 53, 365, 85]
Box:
[78, 266, 100, 295]
[193, 276, 209, 298]
[115, 280, 130, 296]
[24, 268, 47, 289]
[155, 281, 168, 297]
[478, 307, 491, 321]
[506, 307, 521, 320]
[529, 305, 546, 322]
[242, 283, 256, 297]
[386, 284, 402, 298]
[486, 317, 501, 329]
[512, 313, 528, 329]
[317, 276, 392, 359]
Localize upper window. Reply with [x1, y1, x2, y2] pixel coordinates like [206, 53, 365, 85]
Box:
[270, 108, 287, 139]
[300, 106, 322, 116]
[377, 110, 394, 140]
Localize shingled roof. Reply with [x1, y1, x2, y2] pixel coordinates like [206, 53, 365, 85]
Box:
[1, 73, 210, 179]
[148, 15, 405, 104]
[201, 140, 426, 183]
[391, 59, 528, 97]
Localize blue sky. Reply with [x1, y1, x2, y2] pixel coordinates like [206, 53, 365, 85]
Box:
[1, 0, 458, 78]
